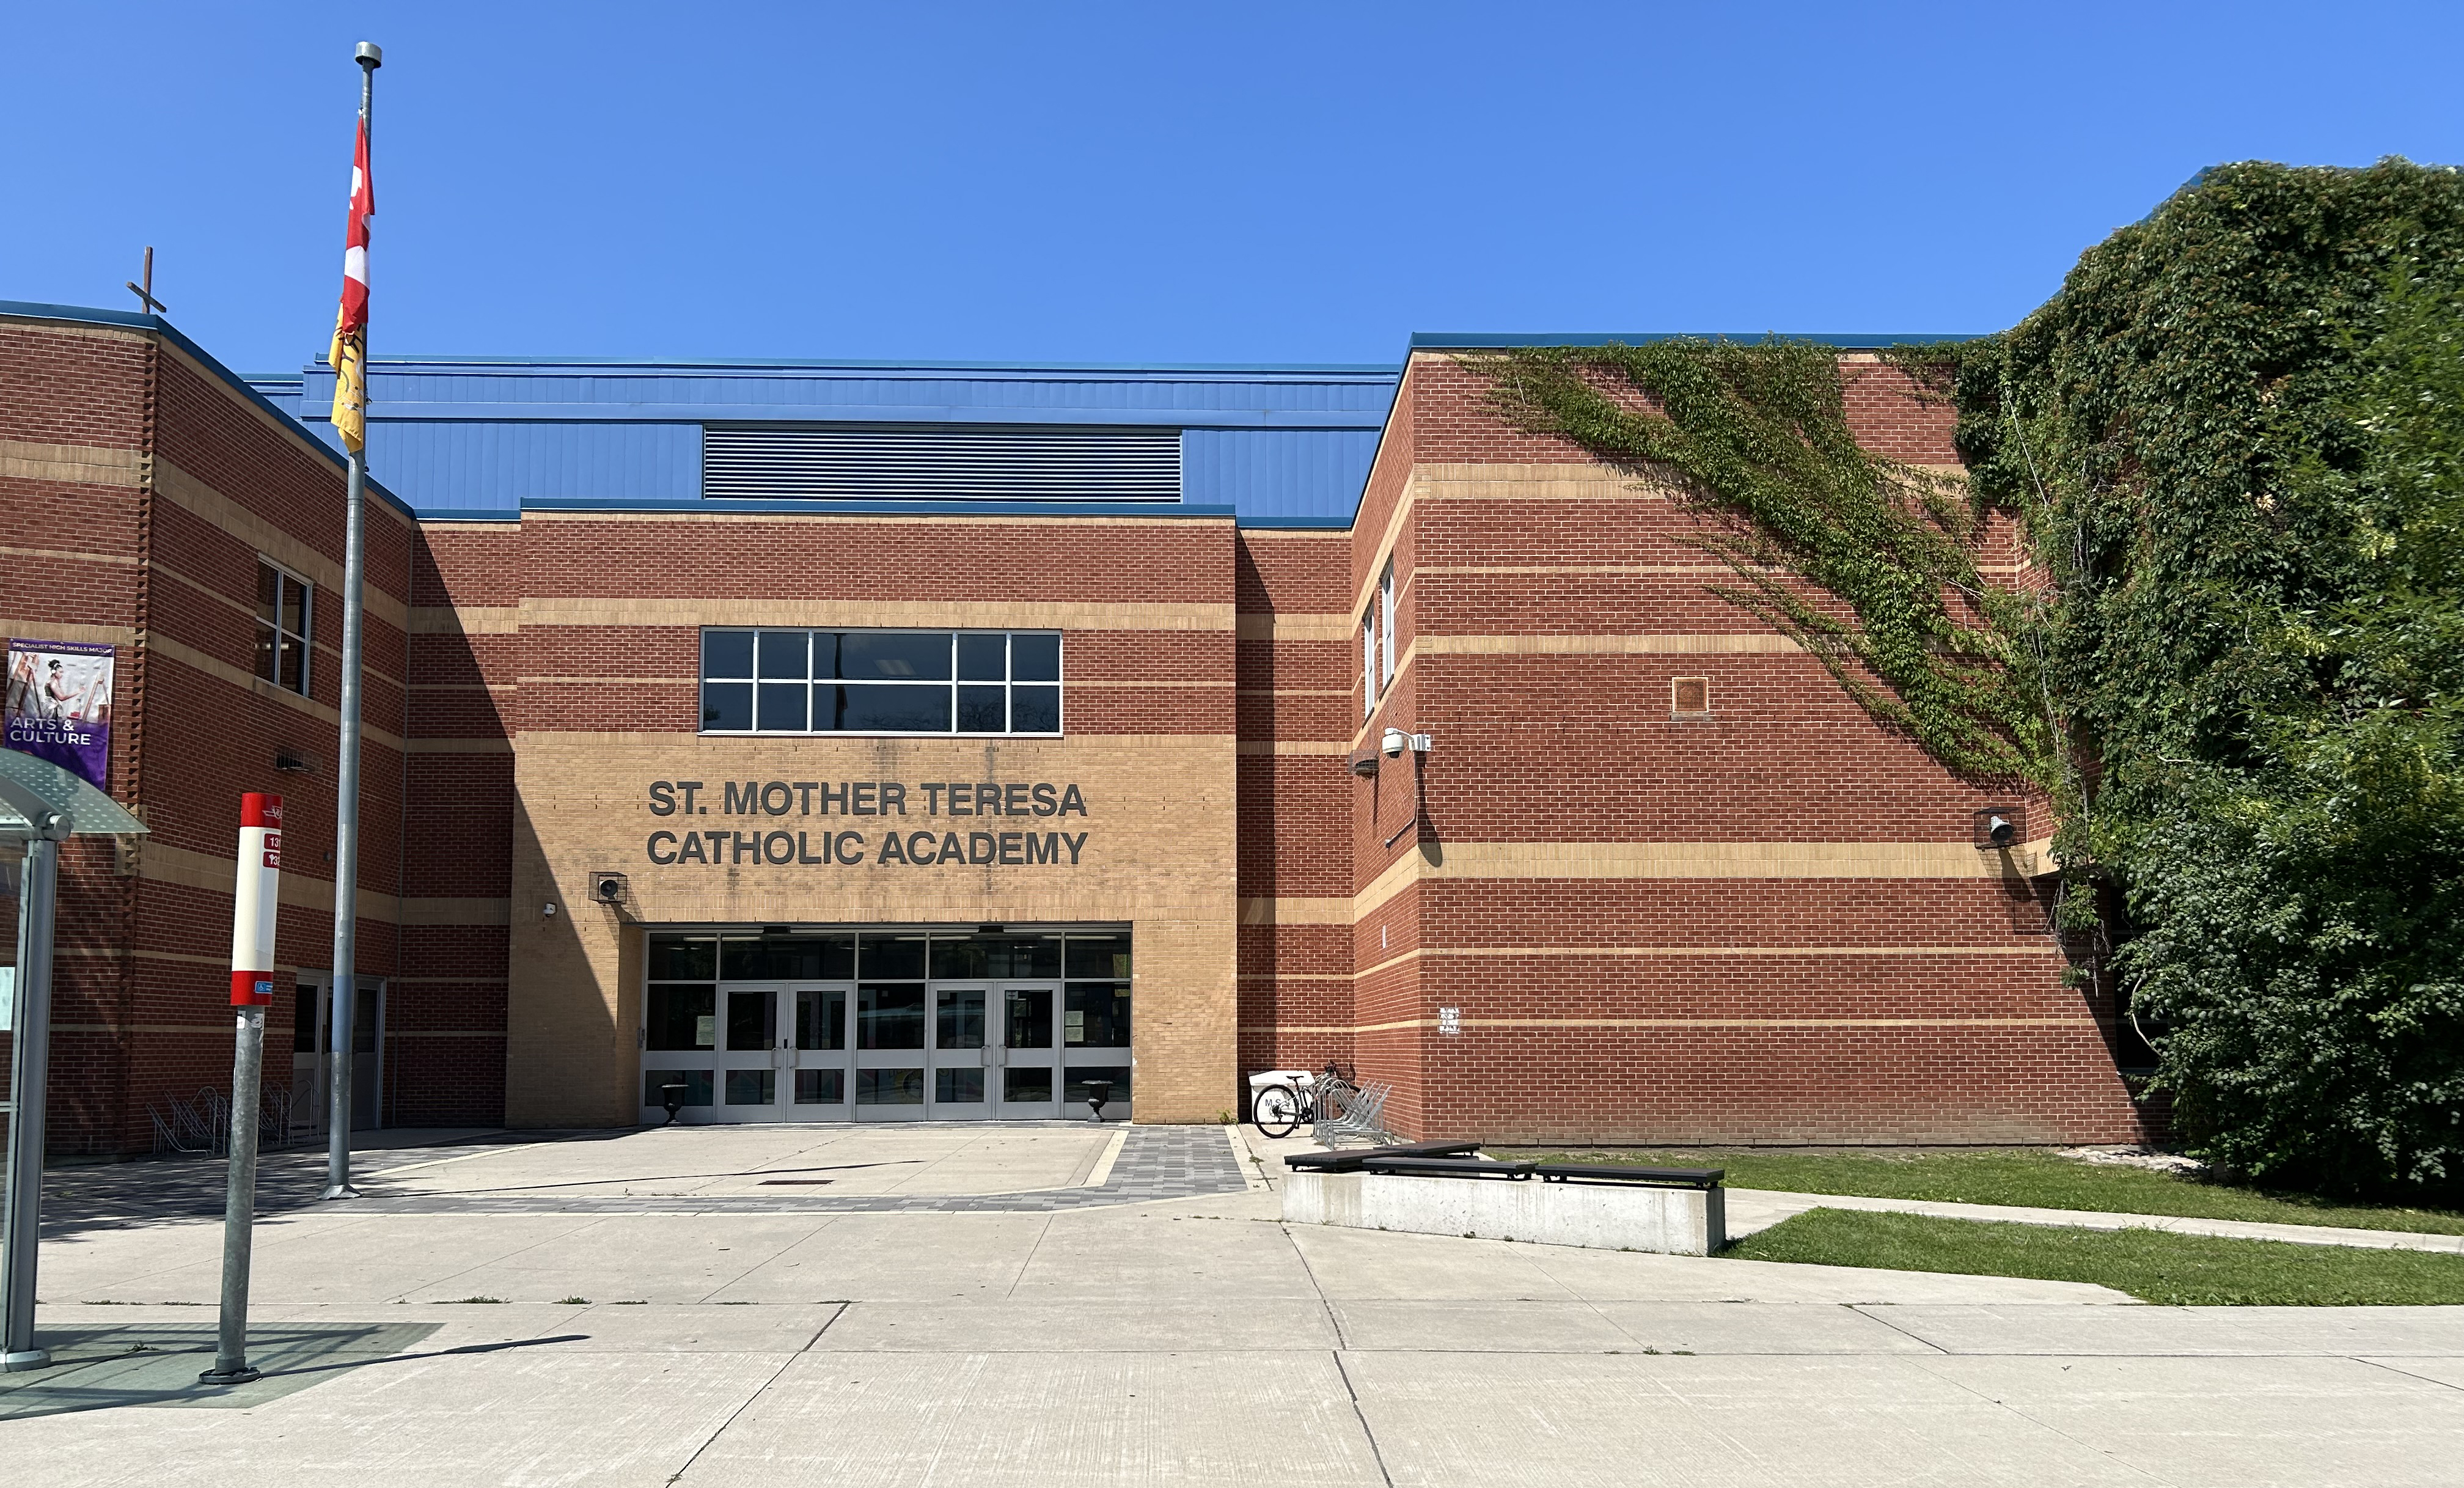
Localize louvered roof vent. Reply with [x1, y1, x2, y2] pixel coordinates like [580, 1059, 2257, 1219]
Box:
[703, 423, 1181, 502]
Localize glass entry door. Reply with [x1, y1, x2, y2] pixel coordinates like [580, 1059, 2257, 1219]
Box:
[928, 984, 1064, 1118]
[642, 929, 1128, 1124]
[854, 982, 928, 1118]
[992, 986, 1061, 1117]
[784, 986, 851, 1120]
[715, 984, 782, 1115]
[291, 972, 383, 1134]
[928, 988, 989, 1117]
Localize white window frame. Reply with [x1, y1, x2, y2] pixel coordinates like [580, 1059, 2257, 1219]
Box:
[255, 557, 312, 697]
[698, 628, 1065, 738]
[1362, 612, 1377, 717]
[1378, 559, 1396, 686]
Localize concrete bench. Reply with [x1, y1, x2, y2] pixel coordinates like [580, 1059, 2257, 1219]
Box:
[1282, 1146, 1728, 1256]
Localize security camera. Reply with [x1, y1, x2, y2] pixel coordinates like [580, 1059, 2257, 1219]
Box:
[592, 871, 628, 904]
[1382, 727, 1409, 757]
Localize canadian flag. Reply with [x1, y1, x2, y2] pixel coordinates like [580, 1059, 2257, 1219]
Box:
[328, 116, 373, 453]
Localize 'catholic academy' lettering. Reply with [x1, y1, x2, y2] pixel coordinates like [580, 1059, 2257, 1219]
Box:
[642, 780, 1091, 870]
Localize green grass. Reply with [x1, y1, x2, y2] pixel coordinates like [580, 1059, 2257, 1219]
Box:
[1498, 1146, 2464, 1235]
[1725, 1208, 2464, 1305]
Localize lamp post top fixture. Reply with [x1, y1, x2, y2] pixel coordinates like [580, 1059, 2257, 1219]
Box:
[355, 41, 382, 68]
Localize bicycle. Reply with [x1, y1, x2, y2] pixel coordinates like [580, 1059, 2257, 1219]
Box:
[1248, 1061, 1351, 1139]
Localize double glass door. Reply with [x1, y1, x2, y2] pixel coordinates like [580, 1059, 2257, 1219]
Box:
[703, 981, 1068, 1121]
[641, 931, 1134, 1124]
[710, 984, 851, 1121]
[292, 972, 383, 1134]
[917, 986, 1065, 1119]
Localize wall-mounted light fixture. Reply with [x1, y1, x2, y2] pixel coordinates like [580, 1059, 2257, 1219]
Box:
[1347, 750, 1379, 778]
[274, 749, 315, 774]
[591, 871, 628, 906]
[1973, 807, 2021, 851]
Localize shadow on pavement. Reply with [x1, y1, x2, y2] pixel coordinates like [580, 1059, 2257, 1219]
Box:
[0, 1322, 588, 1420]
[32, 1131, 619, 1241]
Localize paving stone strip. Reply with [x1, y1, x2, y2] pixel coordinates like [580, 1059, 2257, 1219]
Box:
[38, 1125, 1250, 1230]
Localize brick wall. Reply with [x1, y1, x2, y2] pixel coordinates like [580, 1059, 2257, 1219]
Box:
[7, 314, 2146, 1148]
[0, 315, 433, 1151]
[1233, 528, 1356, 1084]
[1328, 350, 2147, 1145]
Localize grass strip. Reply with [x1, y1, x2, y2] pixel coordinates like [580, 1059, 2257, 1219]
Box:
[1497, 1147, 2464, 1235]
[1724, 1208, 2464, 1305]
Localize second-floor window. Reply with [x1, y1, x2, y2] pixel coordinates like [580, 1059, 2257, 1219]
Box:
[1362, 612, 1377, 717]
[1379, 559, 1396, 686]
[254, 560, 310, 695]
[700, 629, 1063, 736]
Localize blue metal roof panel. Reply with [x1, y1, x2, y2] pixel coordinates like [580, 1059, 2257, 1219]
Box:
[277, 354, 1403, 522]
[1410, 332, 1981, 348]
[1182, 429, 1381, 525]
[361, 353, 1404, 374]
[300, 398, 1384, 430]
[521, 497, 1236, 520]
[361, 422, 700, 515]
[302, 360, 1398, 419]
[244, 375, 304, 418]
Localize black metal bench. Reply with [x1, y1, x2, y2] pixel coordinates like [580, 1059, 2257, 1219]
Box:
[1362, 1156, 1535, 1180]
[1535, 1163, 1723, 1190]
[1283, 1140, 1480, 1173]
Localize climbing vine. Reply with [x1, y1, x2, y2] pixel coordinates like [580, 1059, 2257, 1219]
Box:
[1464, 159, 2464, 1193]
[1461, 335, 2048, 785]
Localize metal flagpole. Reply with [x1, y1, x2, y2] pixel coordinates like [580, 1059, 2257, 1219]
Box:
[324, 39, 381, 1202]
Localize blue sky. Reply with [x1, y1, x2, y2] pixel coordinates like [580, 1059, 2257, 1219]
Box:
[8, 3, 2459, 372]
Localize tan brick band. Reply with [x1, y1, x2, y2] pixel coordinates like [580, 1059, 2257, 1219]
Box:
[155, 458, 410, 630]
[139, 841, 510, 926]
[513, 597, 1233, 631]
[1250, 1016, 2088, 1035]
[0, 437, 144, 486]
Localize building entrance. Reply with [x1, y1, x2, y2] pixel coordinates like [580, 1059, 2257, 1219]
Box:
[291, 971, 384, 1134]
[641, 928, 1131, 1124]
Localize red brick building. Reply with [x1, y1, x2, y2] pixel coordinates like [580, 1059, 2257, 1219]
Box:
[1, 302, 2148, 1152]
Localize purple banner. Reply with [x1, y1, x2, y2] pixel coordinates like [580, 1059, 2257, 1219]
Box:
[6, 638, 115, 790]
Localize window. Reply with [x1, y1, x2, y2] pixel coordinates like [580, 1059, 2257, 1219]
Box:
[1064, 933, 1131, 1047]
[254, 560, 311, 695]
[646, 934, 717, 1051]
[700, 629, 1062, 735]
[1379, 559, 1396, 686]
[1362, 613, 1377, 717]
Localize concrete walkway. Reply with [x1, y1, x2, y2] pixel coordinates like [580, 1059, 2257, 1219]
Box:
[2, 1126, 2459, 1487]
